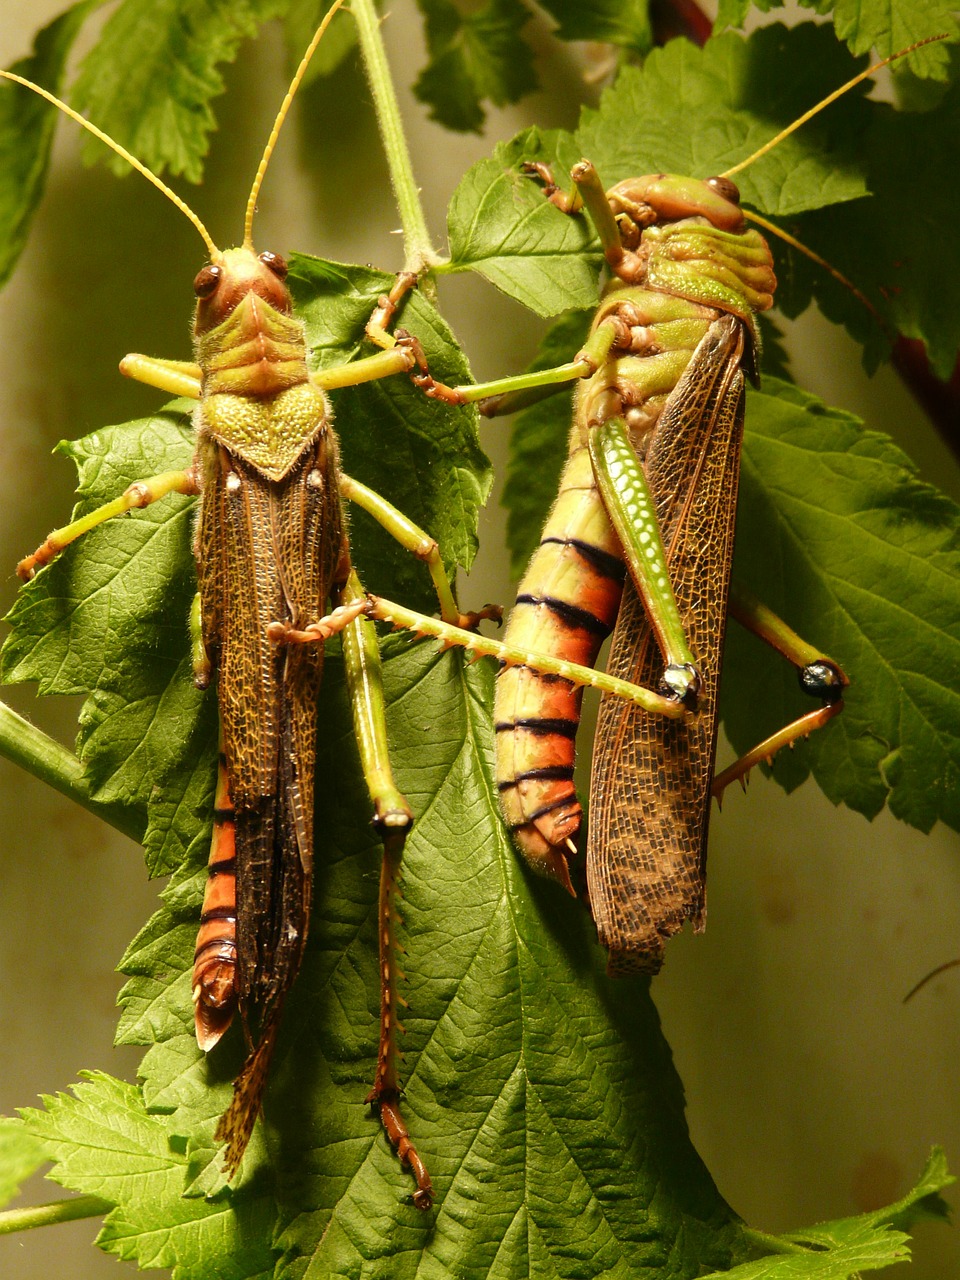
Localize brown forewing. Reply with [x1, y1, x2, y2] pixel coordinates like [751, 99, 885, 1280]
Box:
[587, 315, 746, 974]
[194, 426, 343, 1022]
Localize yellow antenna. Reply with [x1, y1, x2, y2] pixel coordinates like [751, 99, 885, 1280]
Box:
[721, 34, 948, 180]
[243, 0, 347, 249]
[0, 70, 220, 259]
[714, 34, 947, 321]
[744, 206, 884, 326]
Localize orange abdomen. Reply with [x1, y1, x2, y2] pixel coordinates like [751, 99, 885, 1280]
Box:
[193, 752, 238, 1051]
[494, 442, 625, 888]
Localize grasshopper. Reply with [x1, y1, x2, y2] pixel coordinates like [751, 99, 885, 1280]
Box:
[401, 39, 945, 974]
[2, 1, 505, 1205]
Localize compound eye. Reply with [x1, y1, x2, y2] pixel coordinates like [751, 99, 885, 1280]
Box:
[193, 263, 222, 298]
[260, 250, 288, 279]
[706, 175, 740, 205]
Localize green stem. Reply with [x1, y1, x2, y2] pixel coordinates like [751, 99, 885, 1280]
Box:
[0, 1195, 111, 1234]
[351, 0, 438, 278]
[0, 700, 144, 843]
[739, 1227, 811, 1256]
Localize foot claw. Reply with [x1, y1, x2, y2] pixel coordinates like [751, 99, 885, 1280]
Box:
[411, 373, 465, 405]
[456, 603, 503, 631]
[395, 329, 428, 374]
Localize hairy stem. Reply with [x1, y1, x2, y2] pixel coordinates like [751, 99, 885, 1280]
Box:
[0, 700, 143, 842]
[739, 1227, 811, 1255]
[0, 1195, 111, 1235]
[351, 0, 439, 280]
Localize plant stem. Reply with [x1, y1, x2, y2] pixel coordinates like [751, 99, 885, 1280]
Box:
[740, 1227, 810, 1255]
[0, 700, 143, 843]
[351, 0, 439, 280]
[0, 1195, 111, 1234]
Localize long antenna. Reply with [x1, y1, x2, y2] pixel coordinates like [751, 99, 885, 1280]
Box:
[243, 0, 347, 249]
[0, 70, 220, 259]
[721, 34, 947, 180]
[744, 207, 883, 326]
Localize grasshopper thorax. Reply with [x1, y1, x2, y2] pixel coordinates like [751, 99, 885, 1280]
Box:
[607, 174, 745, 250]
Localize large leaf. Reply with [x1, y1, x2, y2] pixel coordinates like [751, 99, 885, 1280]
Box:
[445, 24, 960, 371]
[113, 641, 751, 1276]
[1, 407, 208, 811]
[0, 0, 102, 288]
[413, 0, 537, 133]
[765, 77, 960, 378]
[724, 378, 960, 834]
[69, 0, 287, 181]
[714, 0, 959, 79]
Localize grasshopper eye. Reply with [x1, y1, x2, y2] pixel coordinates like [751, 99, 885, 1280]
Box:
[260, 251, 288, 279]
[193, 264, 222, 298]
[706, 175, 740, 205]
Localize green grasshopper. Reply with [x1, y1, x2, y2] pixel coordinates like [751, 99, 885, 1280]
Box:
[398, 39, 944, 974]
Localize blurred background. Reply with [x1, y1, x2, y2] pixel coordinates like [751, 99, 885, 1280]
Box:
[0, 1, 957, 1275]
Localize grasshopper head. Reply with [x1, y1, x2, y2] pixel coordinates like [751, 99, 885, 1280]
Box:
[193, 245, 293, 336]
[607, 174, 745, 249]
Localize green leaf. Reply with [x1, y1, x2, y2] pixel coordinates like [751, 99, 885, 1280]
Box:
[115, 642, 751, 1276]
[576, 25, 883, 217]
[537, 0, 652, 50]
[0, 0, 102, 288]
[447, 127, 601, 313]
[70, 0, 287, 182]
[826, 0, 958, 73]
[447, 27, 885, 314]
[703, 1149, 953, 1278]
[766, 77, 960, 378]
[0, 1118, 49, 1208]
[141, 715, 219, 878]
[714, 0, 958, 79]
[447, 24, 959, 373]
[724, 377, 960, 834]
[413, 0, 537, 133]
[1, 408, 206, 813]
[20, 1073, 276, 1280]
[503, 308, 592, 575]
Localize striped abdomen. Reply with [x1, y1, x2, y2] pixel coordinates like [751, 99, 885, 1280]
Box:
[494, 442, 625, 889]
[495, 286, 717, 889]
[193, 751, 238, 1050]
